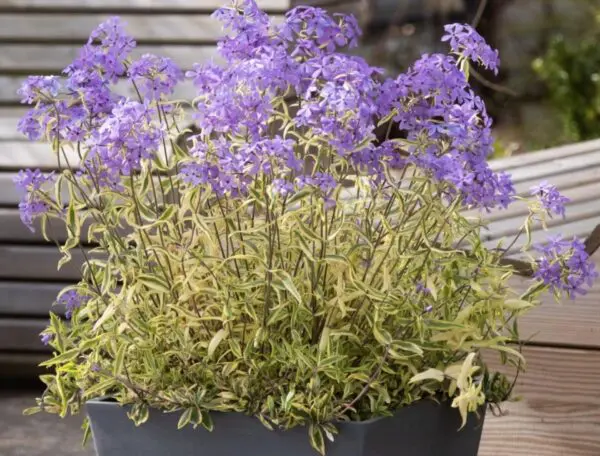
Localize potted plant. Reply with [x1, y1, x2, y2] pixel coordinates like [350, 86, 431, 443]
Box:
[17, 1, 597, 455]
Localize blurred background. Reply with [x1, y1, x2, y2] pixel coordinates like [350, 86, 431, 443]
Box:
[298, 0, 600, 155]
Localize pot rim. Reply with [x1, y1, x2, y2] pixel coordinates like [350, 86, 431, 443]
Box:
[86, 396, 482, 427]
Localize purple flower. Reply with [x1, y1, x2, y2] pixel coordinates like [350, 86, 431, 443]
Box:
[66, 68, 117, 116]
[17, 109, 44, 140]
[186, 62, 224, 94]
[530, 181, 569, 217]
[534, 235, 598, 299]
[272, 179, 294, 197]
[391, 53, 514, 209]
[58, 290, 91, 319]
[295, 54, 382, 154]
[416, 281, 431, 295]
[65, 17, 136, 83]
[212, 0, 274, 62]
[280, 6, 361, 57]
[40, 333, 54, 346]
[129, 54, 183, 100]
[87, 100, 163, 177]
[442, 23, 500, 73]
[13, 169, 55, 231]
[18, 76, 61, 104]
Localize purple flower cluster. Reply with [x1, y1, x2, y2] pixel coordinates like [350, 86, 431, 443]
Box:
[296, 54, 382, 154]
[88, 100, 163, 177]
[72, 16, 136, 83]
[280, 6, 361, 57]
[18, 76, 60, 104]
[17, 17, 134, 143]
[14, 0, 595, 304]
[442, 24, 500, 74]
[40, 332, 54, 346]
[212, 0, 274, 62]
[178, 2, 513, 209]
[181, 136, 298, 197]
[13, 169, 55, 231]
[58, 290, 91, 319]
[129, 54, 183, 100]
[390, 53, 514, 209]
[530, 181, 570, 217]
[534, 235, 598, 299]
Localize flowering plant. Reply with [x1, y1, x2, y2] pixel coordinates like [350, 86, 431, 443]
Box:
[18, 1, 596, 453]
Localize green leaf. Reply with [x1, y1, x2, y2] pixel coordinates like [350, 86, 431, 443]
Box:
[39, 348, 80, 367]
[177, 408, 194, 430]
[308, 423, 326, 456]
[138, 275, 171, 294]
[208, 328, 228, 359]
[278, 271, 303, 304]
[84, 377, 118, 399]
[93, 302, 117, 332]
[201, 411, 214, 432]
[287, 187, 314, 205]
[127, 403, 150, 426]
[393, 341, 424, 356]
[409, 368, 445, 384]
[503, 299, 534, 310]
[113, 343, 127, 377]
[373, 326, 392, 345]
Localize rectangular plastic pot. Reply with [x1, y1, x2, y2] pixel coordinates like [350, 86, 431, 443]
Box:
[86, 398, 485, 456]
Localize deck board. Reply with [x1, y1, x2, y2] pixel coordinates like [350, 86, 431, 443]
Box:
[0, 75, 199, 104]
[511, 255, 600, 348]
[490, 138, 600, 171]
[0, 44, 220, 73]
[480, 346, 600, 455]
[0, 13, 285, 44]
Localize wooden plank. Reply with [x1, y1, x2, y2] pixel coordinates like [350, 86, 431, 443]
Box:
[0, 141, 77, 169]
[0, 107, 28, 138]
[490, 139, 600, 172]
[480, 346, 600, 455]
[0, 14, 284, 44]
[0, 75, 199, 105]
[0, 209, 71, 243]
[466, 181, 600, 223]
[0, 0, 289, 11]
[0, 352, 47, 378]
[0, 44, 220, 73]
[0, 245, 84, 281]
[0, 281, 66, 316]
[514, 165, 600, 196]
[508, 150, 600, 184]
[485, 216, 599, 255]
[0, 173, 31, 205]
[483, 199, 600, 241]
[0, 318, 48, 352]
[481, 215, 600, 253]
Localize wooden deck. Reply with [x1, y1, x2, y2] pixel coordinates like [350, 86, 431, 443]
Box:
[0, 1, 599, 455]
[475, 142, 600, 455]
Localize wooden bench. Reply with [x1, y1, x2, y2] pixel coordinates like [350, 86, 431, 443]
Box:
[0, 0, 291, 376]
[478, 141, 600, 456]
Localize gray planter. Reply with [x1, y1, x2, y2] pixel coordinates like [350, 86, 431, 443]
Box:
[86, 398, 486, 456]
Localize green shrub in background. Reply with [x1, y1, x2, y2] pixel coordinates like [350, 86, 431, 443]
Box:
[534, 13, 600, 141]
